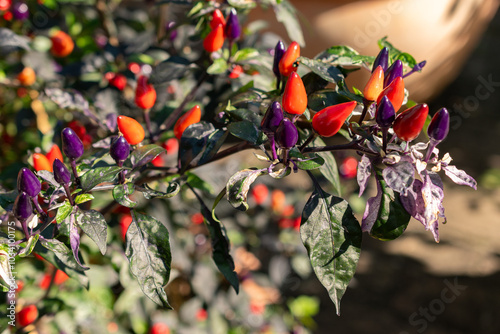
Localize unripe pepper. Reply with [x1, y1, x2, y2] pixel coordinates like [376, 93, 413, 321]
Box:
[110, 136, 131, 164]
[384, 60, 403, 88]
[17, 304, 38, 328]
[393, 103, 429, 141]
[282, 72, 307, 115]
[210, 9, 226, 30]
[53, 159, 72, 185]
[273, 40, 286, 80]
[32, 153, 52, 172]
[203, 24, 225, 53]
[50, 30, 74, 57]
[279, 41, 300, 77]
[275, 118, 298, 149]
[427, 107, 449, 143]
[61, 127, 84, 159]
[135, 76, 156, 109]
[13, 192, 33, 222]
[174, 105, 202, 140]
[225, 8, 241, 41]
[377, 76, 405, 112]
[363, 66, 384, 101]
[17, 168, 41, 198]
[17, 67, 36, 86]
[117, 115, 145, 145]
[261, 101, 284, 135]
[372, 47, 389, 72]
[312, 101, 357, 137]
[375, 96, 396, 128]
[46, 144, 63, 166]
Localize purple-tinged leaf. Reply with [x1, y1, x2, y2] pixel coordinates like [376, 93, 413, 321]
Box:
[382, 161, 415, 195]
[69, 213, 89, 269]
[361, 179, 382, 232]
[131, 144, 166, 170]
[443, 165, 477, 190]
[227, 168, 265, 211]
[357, 155, 371, 197]
[76, 209, 108, 255]
[80, 166, 123, 192]
[400, 179, 424, 221]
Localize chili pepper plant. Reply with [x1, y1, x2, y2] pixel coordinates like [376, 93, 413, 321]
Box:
[0, 0, 477, 332]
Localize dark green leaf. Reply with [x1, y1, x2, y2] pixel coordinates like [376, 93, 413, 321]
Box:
[113, 183, 137, 208]
[227, 121, 262, 144]
[186, 172, 214, 194]
[125, 211, 172, 308]
[80, 166, 123, 192]
[198, 130, 228, 165]
[76, 209, 108, 255]
[179, 122, 216, 170]
[336, 80, 364, 104]
[298, 57, 344, 84]
[273, 1, 305, 46]
[56, 201, 73, 224]
[226, 169, 265, 211]
[0, 190, 17, 211]
[315, 138, 341, 196]
[131, 145, 166, 170]
[308, 90, 352, 112]
[301, 180, 362, 315]
[289, 150, 325, 170]
[140, 183, 180, 199]
[149, 56, 192, 84]
[302, 72, 329, 95]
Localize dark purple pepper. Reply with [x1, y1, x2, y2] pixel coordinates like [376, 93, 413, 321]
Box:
[110, 136, 130, 163]
[53, 159, 72, 185]
[61, 127, 84, 160]
[384, 60, 403, 87]
[225, 8, 241, 41]
[375, 96, 396, 128]
[275, 118, 298, 149]
[165, 21, 177, 41]
[372, 47, 389, 72]
[261, 102, 284, 134]
[17, 168, 41, 198]
[12, 2, 29, 21]
[273, 40, 286, 80]
[427, 108, 449, 143]
[13, 192, 33, 222]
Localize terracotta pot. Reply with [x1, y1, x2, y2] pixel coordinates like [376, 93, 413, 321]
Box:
[250, 0, 499, 102]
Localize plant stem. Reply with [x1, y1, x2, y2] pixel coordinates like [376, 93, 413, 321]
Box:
[358, 99, 372, 124]
[424, 141, 437, 162]
[299, 133, 317, 152]
[31, 196, 47, 219]
[382, 127, 388, 153]
[303, 141, 377, 156]
[144, 108, 153, 141]
[63, 184, 75, 206]
[70, 159, 81, 188]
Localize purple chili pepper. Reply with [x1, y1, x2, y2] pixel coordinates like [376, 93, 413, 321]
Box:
[12, 2, 29, 21]
[273, 40, 286, 80]
[384, 60, 403, 87]
[372, 47, 389, 73]
[110, 136, 131, 164]
[225, 8, 241, 41]
[375, 96, 396, 128]
[165, 21, 177, 41]
[427, 108, 449, 143]
[261, 101, 284, 134]
[61, 128, 84, 160]
[13, 192, 33, 222]
[53, 159, 72, 185]
[275, 118, 298, 149]
[17, 168, 41, 198]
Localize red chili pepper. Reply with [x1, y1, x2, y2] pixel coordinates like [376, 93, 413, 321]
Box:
[46, 144, 63, 166]
[363, 65, 384, 101]
[117, 115, 145, 145]
[251, 183, 269, 205]
[50, 30, 74, 57]
[135, 76, 156, 109]
[119, 214, 132, 241]
[210, 8, 226, 30]
[203, 24, 225, 53]
[149, 323, 170, 334]
[110, 74, 127, 91]
[17, 305, 38, 328]
[282, 72, 307, 115]
[32, 153, 52, 172]
[229, 64, 243, 79]
[340, 156, 358, 179]
[174, 105, 202, 139]
[279, 41, 300, 77]
[312, 101, 357, 137]
[393, 103, 429, 141]
[377, 76, 405, 112]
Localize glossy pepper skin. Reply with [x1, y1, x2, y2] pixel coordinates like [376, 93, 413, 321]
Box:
[46, 144, 63, 166]
[32, 153, 52, 172]
[275, 118, 298, 149]
[261, 102, 284, 134]
[203, 24, 224, 53]
[117, 115, 145, 145]
[110, 136, 131, 163]
[384, 60, 403, 87]
[174, 105, 202, 139]
[135, 76, 156, 109]
[50, 30, 74, 57]
[17, 167, 42, 197]
[210, 9, 226, 29]
[372, 47, 389, 72]
[61, 127, 84, 160]
[272, 40, 286, 80]
[393, 103, 429, 141]
[17, 305, 38, 328]
[225, 8, 241, 40]
[282, 72, 307, 115]
[53, 159, 72, 185]
[312, 101, 357, 137]
[427, 108, 450, 143]
[363, 66, 384, 101]
[377, 76, 405, 112]
[375, 96, 396, 128]
[17, 168, 41, 198]
[279, 41, 300, 77]
[13, 192, 33, 222]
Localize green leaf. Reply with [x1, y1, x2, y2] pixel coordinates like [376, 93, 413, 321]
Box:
[149, 56, 192, 84]
[301, 179, 362, 315]
[76, 209, 108, 255]
[113, 183, 137, 208]
[207, 58, 228, 75]
[377, 37, 417, 69]
[179, 122, 217, 170]
[233, 48, 259, 62]
[289, 150, 325, 170]
[198, 129, 228, 166]
[186, 172, 214, 194]
[140, 183, 180, 199]
[131, 145, 166, 170]
[315, 138, 341, 196]
[56, 201, 73, 224]
[125, 211, 172, 308]
[0, 190, 17, 211]
[369, 170, 411, 240]
[227, 121, 262, 144]
[273, 1, 305, 46]
[80, 166, 123, 192]
[307, 89, 352, 112]
[74, 194, 94, 205]
[226, 169, 265, 211]
[298, 57, 344, 84]
[19, 234, 40, 258]
[228, 0, 257, 9]
[192, 189, 239, 293]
